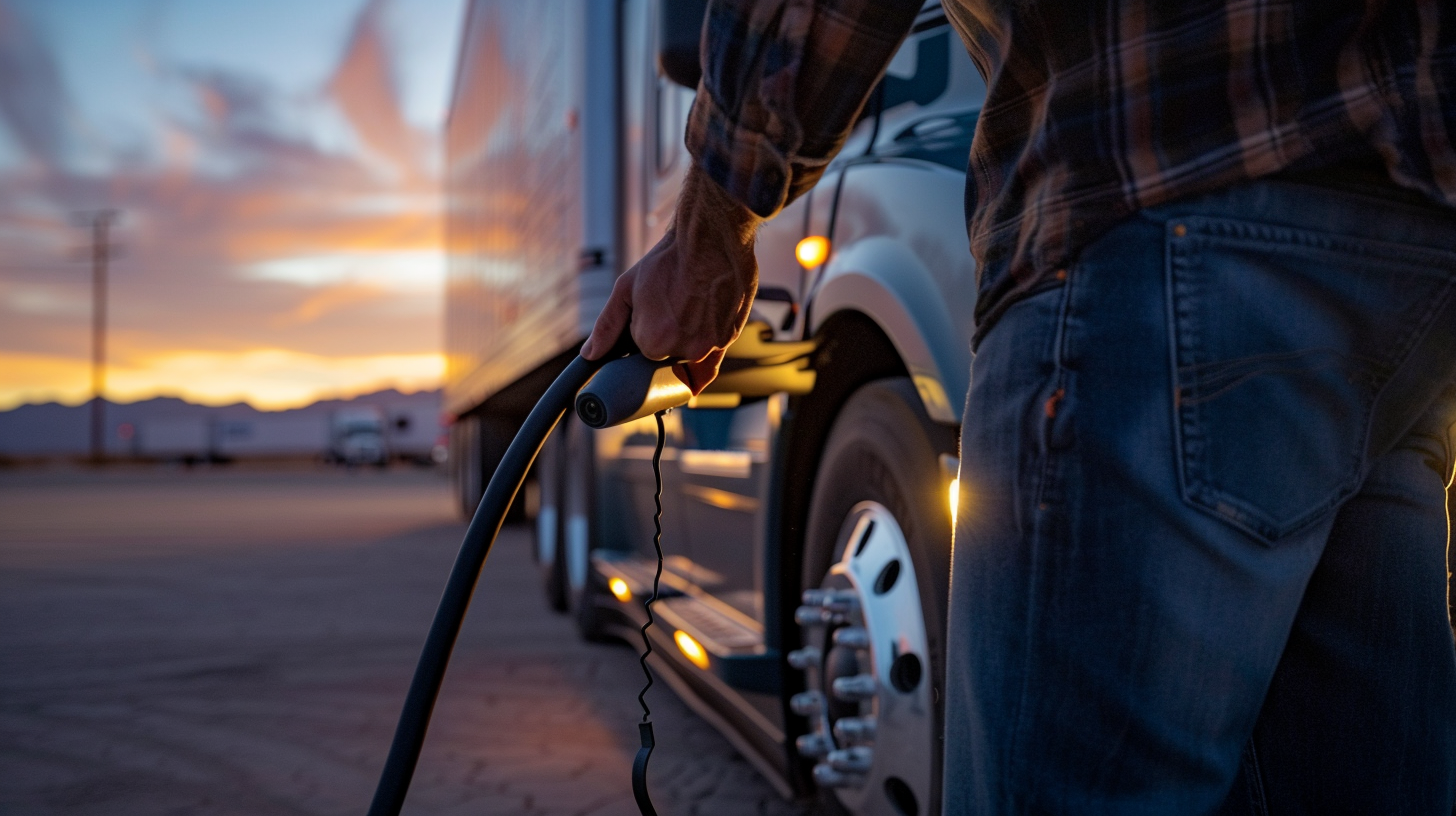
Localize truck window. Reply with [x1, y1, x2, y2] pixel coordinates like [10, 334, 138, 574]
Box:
[883, 30, 951, 114]
[872, 23, 985, 169]
[655, 76, 693, 176]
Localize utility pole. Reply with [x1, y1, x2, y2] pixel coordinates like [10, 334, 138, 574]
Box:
[76, 210, 119, 464]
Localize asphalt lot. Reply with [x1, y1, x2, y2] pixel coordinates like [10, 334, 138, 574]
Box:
[0, 464, 805, 816]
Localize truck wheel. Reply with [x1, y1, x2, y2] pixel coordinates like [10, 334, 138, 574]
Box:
[450, 416, 483, 519]
[535, 424, 569, 612]
[452, 413, 525, 521]
[562, 415, 610, 640]
[793, 378, 955, 816]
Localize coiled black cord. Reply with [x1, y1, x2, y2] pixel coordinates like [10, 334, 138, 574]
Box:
[637, 410, 667, 719]
[630, 410, 667, 816]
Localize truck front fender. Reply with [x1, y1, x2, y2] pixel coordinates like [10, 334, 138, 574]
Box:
[809, 236, 970, 425]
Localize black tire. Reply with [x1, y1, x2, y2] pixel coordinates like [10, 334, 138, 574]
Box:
[535, 423, 570, 612]
[800, 377, 956, 816]
[450, 416, 483, 520]
[452, 412, 522, 521]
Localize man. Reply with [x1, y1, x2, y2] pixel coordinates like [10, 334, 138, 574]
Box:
[584, 1, 1456, 812]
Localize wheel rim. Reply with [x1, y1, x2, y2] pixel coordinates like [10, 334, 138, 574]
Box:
[791, 501, 933, 816]
[564, 429, 590, 595]
[536, 506, 558, 565]
[565, 510, 589, 592]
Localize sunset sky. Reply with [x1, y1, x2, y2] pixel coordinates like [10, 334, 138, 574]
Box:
[0, 0, 466, 410]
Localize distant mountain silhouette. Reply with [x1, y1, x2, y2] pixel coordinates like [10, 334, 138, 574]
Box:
[0, 389, 442, 458]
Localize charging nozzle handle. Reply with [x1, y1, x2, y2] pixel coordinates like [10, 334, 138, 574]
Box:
[367, 352, 608, 816]
[576, 355, 692, 429]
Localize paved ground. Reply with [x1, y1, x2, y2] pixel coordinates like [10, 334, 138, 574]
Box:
[0, 465, 807, 816]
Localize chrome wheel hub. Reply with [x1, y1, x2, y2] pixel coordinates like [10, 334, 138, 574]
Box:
[790, 502, 933, 816]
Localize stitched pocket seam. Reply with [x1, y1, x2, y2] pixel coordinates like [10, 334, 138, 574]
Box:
[1161, 216, 1451, 542]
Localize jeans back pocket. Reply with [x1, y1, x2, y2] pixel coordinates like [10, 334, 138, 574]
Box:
[1167, 216, 1455, 543]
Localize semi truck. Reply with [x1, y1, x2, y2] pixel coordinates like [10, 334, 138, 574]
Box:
[444, 2, 985, 812]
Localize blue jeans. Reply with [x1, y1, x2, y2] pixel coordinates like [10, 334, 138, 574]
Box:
[944, 178, 1456, 814]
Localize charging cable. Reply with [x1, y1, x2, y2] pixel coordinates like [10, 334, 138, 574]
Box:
[368, 346, 690, 816]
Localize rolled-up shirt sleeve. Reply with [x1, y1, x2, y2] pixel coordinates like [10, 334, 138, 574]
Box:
[687, 0, 922, 219]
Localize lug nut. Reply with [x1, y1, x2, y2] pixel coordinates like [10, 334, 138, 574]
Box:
[795, 605, 830, 626]
[787, 646, 821, 670]
[827, 746, 874, 774]
[832, 626, 869, 649]
[833, 716, 877, 744]
[803, 588, 858, 610]
[795, 733, 833, 758]
[832, 674, 877, 701]
[823, 591, 859, 615]
[790, 690, 824, 716]
[813, 763, 867, 789]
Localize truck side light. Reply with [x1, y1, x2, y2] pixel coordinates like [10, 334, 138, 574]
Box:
[674, 630, 711, 670]
[795, 235, 830, 269]
[609, 577, 632, 602]
[948, 477, 960, 527]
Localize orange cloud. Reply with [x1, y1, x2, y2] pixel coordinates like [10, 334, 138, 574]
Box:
[0, 0, 459, 412]
[224, 208, 441, 260]
[329, 0, 425, 178]
[272, 282, 386, 327]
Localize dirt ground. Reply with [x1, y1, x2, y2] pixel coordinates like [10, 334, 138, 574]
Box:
[0, 464, 806, 816]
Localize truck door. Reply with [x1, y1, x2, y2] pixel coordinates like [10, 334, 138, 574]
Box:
[671, 397, 779, 621]
[595, 412, 695, 577]
[668, 183, 811, 625]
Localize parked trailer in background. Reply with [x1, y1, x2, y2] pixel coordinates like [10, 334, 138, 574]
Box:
[368, 395, 447, 464]
[215, 415, 330, 459]
[446, 2, 984, 812]
[137, 417, 212, 462]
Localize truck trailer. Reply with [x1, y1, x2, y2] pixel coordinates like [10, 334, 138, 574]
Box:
[444, 2, 985, 812]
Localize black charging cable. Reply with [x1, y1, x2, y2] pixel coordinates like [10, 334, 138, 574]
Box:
[630, 410, 668, 816]
[366, 354, 606, 816]
[367, 341, 688, 816]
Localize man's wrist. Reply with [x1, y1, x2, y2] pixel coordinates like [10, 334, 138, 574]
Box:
[682, 165, 761, 245]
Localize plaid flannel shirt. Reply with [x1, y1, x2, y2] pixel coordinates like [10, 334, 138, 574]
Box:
[686, 0, 1456, 336]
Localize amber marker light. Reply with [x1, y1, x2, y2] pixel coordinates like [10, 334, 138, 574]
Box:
[674, 630, 711, 670]
[608, 577, 632, 602]
[795, 235, 830, 269]
[948, 477, 960, 527]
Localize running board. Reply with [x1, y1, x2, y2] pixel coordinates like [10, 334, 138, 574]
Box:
[593, 553, 781, 694]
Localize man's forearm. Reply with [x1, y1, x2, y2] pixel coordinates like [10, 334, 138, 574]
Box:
[688, 0, 922, 219]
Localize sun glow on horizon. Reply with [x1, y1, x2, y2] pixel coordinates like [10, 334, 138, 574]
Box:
[0, 348, 444, 412]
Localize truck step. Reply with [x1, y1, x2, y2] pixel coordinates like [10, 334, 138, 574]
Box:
[654, 595, 764, 656]
[592, 553, 764, 657]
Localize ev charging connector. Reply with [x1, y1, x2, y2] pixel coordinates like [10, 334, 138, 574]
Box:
[577, 354, 693, 429]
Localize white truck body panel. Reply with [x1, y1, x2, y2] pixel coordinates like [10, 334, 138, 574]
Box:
[444, 0, 618, 418]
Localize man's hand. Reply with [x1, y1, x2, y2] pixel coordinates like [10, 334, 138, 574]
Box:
[581, 167, 761, 395]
